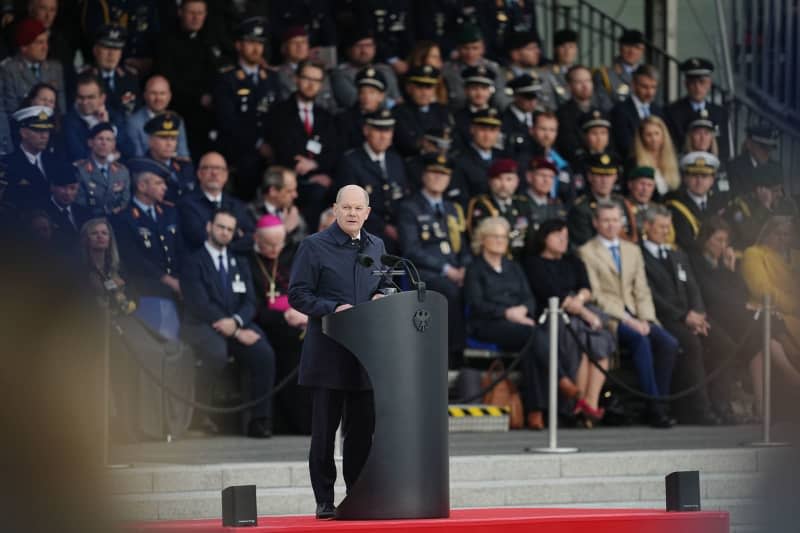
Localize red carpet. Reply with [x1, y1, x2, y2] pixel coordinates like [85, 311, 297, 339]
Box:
[124, 507, 729, 533]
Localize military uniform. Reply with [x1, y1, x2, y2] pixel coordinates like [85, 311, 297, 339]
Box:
[336, 112, 409, 248]
[334, 67, 389, 150]
[593, 57, 638, 106]
[442, 57, 505, 111]
[145, 152, 196, 204]
[353, 0, 414, 63]
[80, 0, 161, 61]
[392, 66, 453, 157]
[0, 106, 61, 213]
[112, 200, 181, 299]
[0, 55, 65, 154]
[397, 189, 470, 354]
[330, 62, 401, 110]
[74, 158, 131, 216]
[467, 193, 533, 256]
[526, 193, 568, 232]
[84, 64, 141, 115]
[666, 152, 730, 251]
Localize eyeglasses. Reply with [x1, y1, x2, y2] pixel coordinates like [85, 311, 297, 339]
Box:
[299, 75, 324, 83]
[199, 165, 227, 172]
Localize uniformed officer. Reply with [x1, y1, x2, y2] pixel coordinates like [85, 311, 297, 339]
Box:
[80, 0, 161, 71]
[555, 66, 614, 163]
[143, 112, 196, 204]
[567, 152, 638, 245]
[214, 16, 281, 197]
[403, 126, 468, 206]
[666, 57, 731, 161]
[499, 31, 547, 110]
[726, 126, 783, 198]
[112, 158, 182, 301]
[392, 65, 453, 157]
[336, 109, 409, 252]
[665, 151, 729, 251]
[466, 157, 532, 257]
[84, 24, 141, 115]
[397, 152, 470, 366]
[1, 105, 61, 213]
[570, 109, 619, 197]
[352, 0, 415, 69]
[329, 29, 402, 110]
[593, 29, 646, 106]
[456, 107, 508, 199]
[500, 74, 541, 163]
[43, 162, 93, 256]
[442, 24, 506, 111]
[682, 111, 732, 196]
[335, 66, 388, 150]
[726, 164, 798, 248]
[523, 156, 568, 233]
[0, 17, 66, 153]
[453, 65, 497, 149]
[537, 29, 578, 109]
[624, 165, 662, 241]
[74, 122, 131, 216]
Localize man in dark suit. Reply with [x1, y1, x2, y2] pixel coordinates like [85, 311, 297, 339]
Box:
[397, 153, 470, 366]
[640, 205, 726, 425]
[62, 72, 133, 162]
[665, 58, 730, 161]
[265, 60, 339, 228]
[726, 126, 783, 198]
[336, 109, 408, 252]
[500, 74, 541, 166]
[181, 208, 276, 438]
[213, 16, 281, 199]
[42, 162, 92, 256]
[177, 151, 253, 254]
[609, 64, 663, 159]
[288, 184, 388, 519]
[392, 65, 452, 157]
[1, 105, 61, 213]
[112, 158, 182, 302]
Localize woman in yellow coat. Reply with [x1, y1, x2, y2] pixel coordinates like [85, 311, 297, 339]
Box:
[741, 215, 800, 375]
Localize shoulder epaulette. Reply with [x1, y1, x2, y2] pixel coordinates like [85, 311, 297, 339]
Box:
[219, 65, 235, 74]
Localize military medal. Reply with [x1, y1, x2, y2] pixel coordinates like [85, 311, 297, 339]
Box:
[440, 241, 451, 254]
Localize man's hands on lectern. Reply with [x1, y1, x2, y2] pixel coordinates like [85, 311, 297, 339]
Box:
[335, 304, 353, 313]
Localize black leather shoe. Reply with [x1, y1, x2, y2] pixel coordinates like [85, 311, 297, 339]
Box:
[315, 502, 336, 519]
[247, 418, 272, 438]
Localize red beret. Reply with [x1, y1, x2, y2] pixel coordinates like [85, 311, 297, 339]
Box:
[529, 156, 557, 174]
[488, 158, 518, 178]
[282, 25, 308, 43]
[16, 18, 46, 48]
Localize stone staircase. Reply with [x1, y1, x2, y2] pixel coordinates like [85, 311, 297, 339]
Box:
[110, 447, 786, 531]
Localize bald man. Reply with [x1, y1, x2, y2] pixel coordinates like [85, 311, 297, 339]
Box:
[289, 185, 388, 519]
[177, 152, 254, 253]
[126, 75, 191, 158]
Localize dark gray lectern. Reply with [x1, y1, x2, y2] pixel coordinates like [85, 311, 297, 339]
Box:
[322, 290, 450, 520]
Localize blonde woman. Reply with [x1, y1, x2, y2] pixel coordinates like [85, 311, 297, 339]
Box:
[633, 116, 680, 197]
[80, 217, 136, 315]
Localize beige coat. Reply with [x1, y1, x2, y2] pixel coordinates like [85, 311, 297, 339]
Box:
[578, 237, 657, 331]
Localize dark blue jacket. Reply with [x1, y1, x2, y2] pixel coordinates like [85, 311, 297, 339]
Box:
[112, 201, 181, 299]
[62, 109, 134, 163]
[288, 222, 386, 390]
[0, 148, 63, 212]
[336, 145, 409, 237]
[177, 188, 254, 255]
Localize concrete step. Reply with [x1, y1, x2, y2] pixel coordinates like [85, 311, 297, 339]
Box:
[110, 448, 782, 526]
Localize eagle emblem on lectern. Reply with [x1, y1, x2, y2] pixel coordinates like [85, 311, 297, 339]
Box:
[413, 310, 430, 332]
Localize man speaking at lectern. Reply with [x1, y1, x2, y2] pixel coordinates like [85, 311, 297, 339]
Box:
[289, 184, 387, 519]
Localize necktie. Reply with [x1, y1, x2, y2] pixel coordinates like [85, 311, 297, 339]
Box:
[641, 104, 650, 118]
[30, 63, 41, 79]
[302, 106, 313, 136]
[660, 246, 668, 261]
[700, 200, 707, 212]
[104, 72, 115, 92]
[434, 202, 444, 218]
[149, 206, 157, 221]
[35, 155, 45, 175]
[100, 166, 108, 179]
[218, 254, 229, 290]
[609, 244, 622, 273]
[64, 206, 76, 229]
[525, 113, 532, 127]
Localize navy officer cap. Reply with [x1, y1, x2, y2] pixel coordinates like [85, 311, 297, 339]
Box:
[95, 24, 127, 48]
[236, 16, 267, 43]
[356, 67, 387, 92]
[126, 157, 171, 180]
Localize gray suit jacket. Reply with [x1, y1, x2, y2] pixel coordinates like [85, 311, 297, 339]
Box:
[0, 55, 66, 153]
[74, 158, 131, 216]
[126, 106, 191, 158]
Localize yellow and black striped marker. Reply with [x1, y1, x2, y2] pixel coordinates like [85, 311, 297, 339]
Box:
[448, 405, 510, 417]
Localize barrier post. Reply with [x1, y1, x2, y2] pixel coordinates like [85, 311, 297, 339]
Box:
[528, 297, 578, 454]
[745, 293, 788, 448]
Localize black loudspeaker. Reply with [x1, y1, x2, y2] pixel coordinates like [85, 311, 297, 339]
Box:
[665, 471, 701, 512]
[222, 485, 258, 527]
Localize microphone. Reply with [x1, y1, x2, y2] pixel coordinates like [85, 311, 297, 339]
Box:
[356, 254, 374, 268]
[380, 254, 426, 301]
[360, 253, 402, 293]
